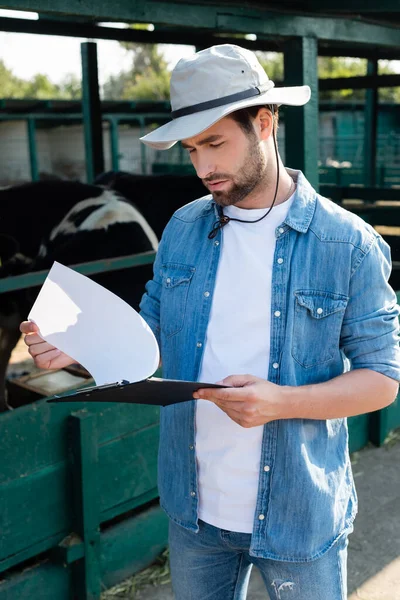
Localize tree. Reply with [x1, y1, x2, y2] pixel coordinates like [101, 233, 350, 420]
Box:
[0, 59, 82, 100]
[102, 41, 171, 101]
[57, 74, 82, 100]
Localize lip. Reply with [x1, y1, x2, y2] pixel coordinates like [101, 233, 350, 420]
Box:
[207, 180, 229, 190]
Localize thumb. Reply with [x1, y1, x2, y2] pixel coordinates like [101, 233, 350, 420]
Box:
[217, 374, 259, 388]
[19, 320, 39, 334]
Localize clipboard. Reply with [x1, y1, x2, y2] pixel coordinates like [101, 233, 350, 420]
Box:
[47, 377, 225, 407]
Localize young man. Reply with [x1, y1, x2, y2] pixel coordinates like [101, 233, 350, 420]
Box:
[21, 45, 399, 599]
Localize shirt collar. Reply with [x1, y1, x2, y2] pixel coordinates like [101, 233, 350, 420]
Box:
[283, 169, 317, 233]
[210, 167, 317, 231]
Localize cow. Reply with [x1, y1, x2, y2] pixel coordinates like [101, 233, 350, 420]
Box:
[0, 184, 159, 411]
[0, 173, 206, 411]
[94, 172, 205, 239]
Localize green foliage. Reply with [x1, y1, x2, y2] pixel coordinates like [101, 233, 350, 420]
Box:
[103, 42, 170, 101]
[0, 59, 81, 99]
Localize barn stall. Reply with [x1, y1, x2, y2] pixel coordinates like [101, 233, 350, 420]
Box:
[1, 1, 400, 598]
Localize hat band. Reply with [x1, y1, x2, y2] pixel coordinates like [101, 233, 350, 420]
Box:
[171, 82, 273, 119]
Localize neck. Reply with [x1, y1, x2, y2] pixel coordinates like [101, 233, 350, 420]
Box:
[235, 157, 293, 210]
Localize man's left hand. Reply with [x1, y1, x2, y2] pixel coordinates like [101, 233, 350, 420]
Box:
[193, 375, 288, 428]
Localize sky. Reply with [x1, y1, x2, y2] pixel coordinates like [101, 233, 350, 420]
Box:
[0, 10, 196, 85]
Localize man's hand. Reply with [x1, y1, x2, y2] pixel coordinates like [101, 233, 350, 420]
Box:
[19, 321, 75, 370]
[194, 374, 288, 428]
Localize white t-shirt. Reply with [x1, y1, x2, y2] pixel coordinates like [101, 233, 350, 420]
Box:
[196, 195, 294, 533]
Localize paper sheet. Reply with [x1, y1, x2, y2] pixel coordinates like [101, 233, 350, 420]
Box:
[28, 262, 159, 385]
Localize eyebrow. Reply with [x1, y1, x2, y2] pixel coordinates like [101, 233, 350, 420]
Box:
[181, 134, 224, 149]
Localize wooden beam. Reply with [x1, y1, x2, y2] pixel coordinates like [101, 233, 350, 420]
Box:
[0, 15, 279, 51]
[284, 37, 319, 190]
[81, 42, 104, 184]
[304, 0, 400, 12]
[364, 59, 379, 188]
[2, 1, 400, 48]
[26, 118, 39, 182]
[319, 73, 400, 90]
[69, 412, 101, 599]
[0, 15, 400, 59]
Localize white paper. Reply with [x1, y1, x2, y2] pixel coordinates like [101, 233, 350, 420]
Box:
[28, 262, 159, 385]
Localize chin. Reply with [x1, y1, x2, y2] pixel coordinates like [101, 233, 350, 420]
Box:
[212, 192, 232, 207]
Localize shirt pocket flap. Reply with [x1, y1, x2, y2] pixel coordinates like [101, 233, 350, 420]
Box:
[294, 291, 349, 319]
[161, 263, 195, 288]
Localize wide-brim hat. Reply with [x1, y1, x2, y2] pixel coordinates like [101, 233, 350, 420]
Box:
[140, 44, 311, 150]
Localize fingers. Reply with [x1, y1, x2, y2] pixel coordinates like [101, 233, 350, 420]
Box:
[220, 374, 260, 387]
[27, 339, 60, 359]
[194, 386, 250, 402]
[34, 348, 62, 370]
[24, 333, 45, 347]
[19, 320, 39, 334]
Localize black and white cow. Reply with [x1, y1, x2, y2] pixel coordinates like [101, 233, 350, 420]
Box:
[0, 182, 159, 412]
[0, 173, 208, 411]
[94, 171, 206, 239]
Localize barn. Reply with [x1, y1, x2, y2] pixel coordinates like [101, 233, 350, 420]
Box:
[1, 2, 400, 599]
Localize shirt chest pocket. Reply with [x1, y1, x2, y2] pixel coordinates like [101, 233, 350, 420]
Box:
[160, 263, 195, 338]
[292, 290, 349, 368]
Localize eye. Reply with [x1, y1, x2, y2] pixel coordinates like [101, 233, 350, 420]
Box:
[187, 148, 196, 154]
[210, 142, 224, 149]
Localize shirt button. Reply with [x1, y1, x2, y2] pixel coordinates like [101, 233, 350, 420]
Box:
[274, 311, 281, 317]
[264, 465, 270, 472]
[189, 445, 194, 450]
[196, 342, 202, 348]
[277, 258, 284, 264]
[258, 514, 265, 520]
[214, 240, 220, 246]
[279, 227, 284, 234]
[272, 362, 279, 369]
[190, 491, 196, 497]
[204, 291, 210, 298]
[317, 307, 323, 315]
[166, 277, 171, 283]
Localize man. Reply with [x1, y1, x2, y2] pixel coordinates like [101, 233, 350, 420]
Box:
[21, 45, 399, 599]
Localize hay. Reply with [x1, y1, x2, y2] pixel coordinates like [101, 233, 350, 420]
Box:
[101, 549, 170, 599]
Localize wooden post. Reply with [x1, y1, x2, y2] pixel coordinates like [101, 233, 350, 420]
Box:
[108, 117, 120, 172]
[69, 411, 101, 600]
[364, 57, 378, 188]
[283, 36, 319, 190]
[27, 118, 39, 181]
[81, 42, 104, 183]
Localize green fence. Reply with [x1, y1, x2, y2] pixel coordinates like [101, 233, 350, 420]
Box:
[0, 398, 167, 599]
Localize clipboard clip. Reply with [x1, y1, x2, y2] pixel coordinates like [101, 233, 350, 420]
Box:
[51, 379, 132, 400]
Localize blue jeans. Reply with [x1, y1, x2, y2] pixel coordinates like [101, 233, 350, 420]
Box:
[169, 519, 349, 600]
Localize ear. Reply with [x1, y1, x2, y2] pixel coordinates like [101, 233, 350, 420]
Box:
[256, 108, 274, 141]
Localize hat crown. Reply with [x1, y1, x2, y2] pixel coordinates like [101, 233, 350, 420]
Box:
[170, 44, 271, 112]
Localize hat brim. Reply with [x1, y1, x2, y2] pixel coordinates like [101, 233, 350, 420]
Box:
[140, 85, 311, 150]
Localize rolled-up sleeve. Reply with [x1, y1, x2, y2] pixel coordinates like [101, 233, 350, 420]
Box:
[340, 234, 400, 382]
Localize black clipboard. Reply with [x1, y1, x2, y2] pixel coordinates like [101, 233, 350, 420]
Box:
[47, 377, 225, 407]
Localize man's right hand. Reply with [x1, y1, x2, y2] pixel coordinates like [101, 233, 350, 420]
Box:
[19, 321, 75, 370]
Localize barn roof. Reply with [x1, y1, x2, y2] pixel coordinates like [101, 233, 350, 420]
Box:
[0, 0, 400, 57]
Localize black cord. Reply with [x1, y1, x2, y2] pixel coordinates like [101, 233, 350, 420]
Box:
[208, 128, 281, 240]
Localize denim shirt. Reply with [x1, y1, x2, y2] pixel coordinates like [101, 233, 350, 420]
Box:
[140, 169, 400, 562]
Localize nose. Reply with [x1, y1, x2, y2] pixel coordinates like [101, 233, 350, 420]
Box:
[192, 151, 215, 180]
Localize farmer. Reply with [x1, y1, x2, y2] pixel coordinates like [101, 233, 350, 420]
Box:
[21, 45, 399, 599]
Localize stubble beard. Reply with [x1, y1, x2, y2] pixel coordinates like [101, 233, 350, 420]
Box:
[204, 137, 269, 208]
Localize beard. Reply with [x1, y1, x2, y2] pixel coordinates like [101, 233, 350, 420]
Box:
[203, 136, 268, 207]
